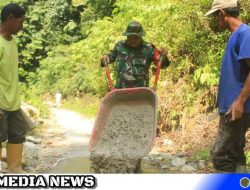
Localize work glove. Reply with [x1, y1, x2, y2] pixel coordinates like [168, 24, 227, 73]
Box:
[100, 55, 110, 67]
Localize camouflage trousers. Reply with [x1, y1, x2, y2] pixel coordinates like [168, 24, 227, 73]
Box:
[211, 113, 250, 172]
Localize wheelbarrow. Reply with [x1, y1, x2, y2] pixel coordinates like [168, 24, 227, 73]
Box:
[89, 56, 163, 159]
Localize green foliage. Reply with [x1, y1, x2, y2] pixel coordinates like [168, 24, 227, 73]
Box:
[79, 0, 116, 37]
[33, 0, 216, 95]
[246, 151, 250, 165]
[20, 83, 49, 117]
[86, 0, 116, 18]
[32, 0, 250, 101]
[191, 148, 210, 161]
[62, 94, 100, 117]
[0, 0, 26, 8]
[34, 41, 108, 96]
[241, 0, 250, 22]
[1, 0, 84, 82]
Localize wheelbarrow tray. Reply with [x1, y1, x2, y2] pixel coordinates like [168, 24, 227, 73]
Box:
[89, 87, 158, 158]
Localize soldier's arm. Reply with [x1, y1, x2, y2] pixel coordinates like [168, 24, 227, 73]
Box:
[153, 47, 170, 69]
[101, 44, 118, 67]
[107, 44, 118, 63]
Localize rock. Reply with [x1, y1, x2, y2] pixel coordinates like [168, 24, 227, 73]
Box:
[24, 141, 36, 149]
[208, 162, 214, 168]
[171, 157, 186, 167]
[158, 152, 172, 160]
[21, 102, 40, 119]
[23, 142, 38, 168]
[176, 152, 188, 158]
[154, 155, 165, 162]
[26, 136, 42, 144]
[162, 139, 173, 146]
[198, 160, 206, 169]
[182, 165, 196, 172]
[1, 161, 7, 171]
[160, 164, 170, 169]
[169, 167, 179, 172]
[140, 158, 160, 173]
[24, 142, 38, 167]
[148, 148, 159, 155]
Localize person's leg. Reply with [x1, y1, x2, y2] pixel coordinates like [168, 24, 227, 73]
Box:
[235, 114, 250, 173]
[211, 114, 248, 173]
[0, 143, 2, 173]
[7, 109, 29, 173]
[0, 109, 8, 173]
[6, 143, 23, 173]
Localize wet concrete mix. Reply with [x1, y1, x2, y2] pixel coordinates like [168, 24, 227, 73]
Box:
[90, 102, 155, 173]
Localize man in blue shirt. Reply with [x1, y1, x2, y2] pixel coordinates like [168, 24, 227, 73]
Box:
[205, 0, 250, 173]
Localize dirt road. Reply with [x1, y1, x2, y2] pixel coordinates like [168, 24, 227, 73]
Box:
[23, 107, 213, 174]
[28, 108, 94, 173]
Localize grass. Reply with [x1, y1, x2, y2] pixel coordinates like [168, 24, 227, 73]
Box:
[191, 149, 250, 164]
[191, 148, 211, 161]
[62, 94, 100, 117]
[246, 151, 250, 165]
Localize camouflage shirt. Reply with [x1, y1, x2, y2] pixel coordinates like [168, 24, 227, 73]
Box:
[107, 40, 170, 88]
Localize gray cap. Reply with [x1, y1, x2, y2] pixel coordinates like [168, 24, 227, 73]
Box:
[205, 0, 238, 16]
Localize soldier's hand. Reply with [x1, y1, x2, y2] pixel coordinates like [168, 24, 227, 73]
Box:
[100, 55, 110, 67]
[159, 48, 168, 56]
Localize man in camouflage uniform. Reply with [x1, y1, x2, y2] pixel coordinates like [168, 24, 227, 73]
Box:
[101, 21, 170, 88]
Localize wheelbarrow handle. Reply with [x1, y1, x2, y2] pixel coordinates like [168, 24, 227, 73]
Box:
[153, 55, 164, 91]
[104, 63, 114, 91]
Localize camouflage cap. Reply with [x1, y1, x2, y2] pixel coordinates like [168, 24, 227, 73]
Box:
[123, 21, 146, 37]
